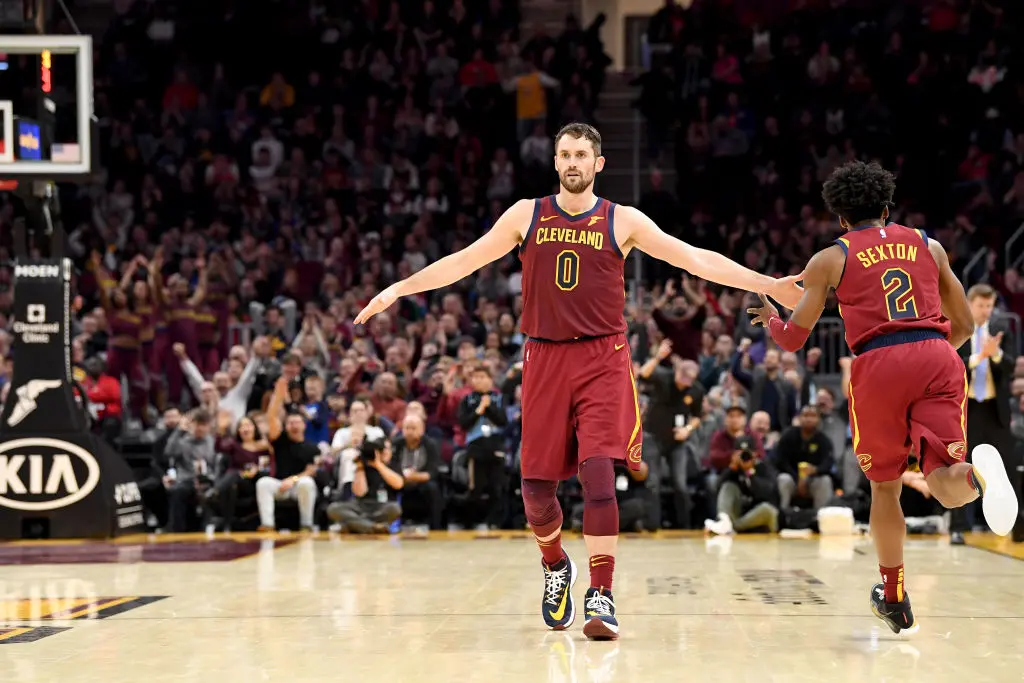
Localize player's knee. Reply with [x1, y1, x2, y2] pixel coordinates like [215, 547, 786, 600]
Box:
[578, 457, 616, 507]
[522, 478, 560, 525]
[870, 479, 902, 499]
[579, 458, 618, 536]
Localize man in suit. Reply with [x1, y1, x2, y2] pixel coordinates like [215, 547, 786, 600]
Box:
[953, 284, 1016, 543]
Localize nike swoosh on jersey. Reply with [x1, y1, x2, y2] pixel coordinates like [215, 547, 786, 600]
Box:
[539, 215, 558, 222]
[614, 344, 625, 351]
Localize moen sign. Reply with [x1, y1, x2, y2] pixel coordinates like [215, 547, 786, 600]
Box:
[0, 260, 144, 538]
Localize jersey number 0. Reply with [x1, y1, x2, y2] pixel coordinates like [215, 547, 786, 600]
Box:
[556, 250, 580, 291]
[881, 268, 918, 320]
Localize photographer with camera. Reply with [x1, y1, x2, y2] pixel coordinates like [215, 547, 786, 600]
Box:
[326, 438, 404, 533]
[706, 434, 780, 535]
[330, 400, 387, 490]
[707, 404, 764, 491]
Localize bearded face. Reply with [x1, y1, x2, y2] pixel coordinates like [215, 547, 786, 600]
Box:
[554, 135, 604, 194]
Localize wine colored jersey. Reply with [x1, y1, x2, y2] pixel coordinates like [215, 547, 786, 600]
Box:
[519, 196, 627, 341]
[833, 223, 949, 354]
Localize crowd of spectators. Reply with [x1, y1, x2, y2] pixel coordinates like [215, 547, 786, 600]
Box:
[638, 0, 1024, 287]
[0, 0, 1022, 538]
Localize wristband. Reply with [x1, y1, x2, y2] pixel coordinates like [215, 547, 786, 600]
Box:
[767, 315, 811, 352]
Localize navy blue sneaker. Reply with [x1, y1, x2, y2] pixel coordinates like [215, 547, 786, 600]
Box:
[870, 583, 918, 635]
[582, 587, 619, 640]
[541, 554, 578, 630]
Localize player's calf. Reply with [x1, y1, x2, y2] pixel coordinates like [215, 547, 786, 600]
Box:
[578, 458, 621, 640]
[579, 458, 618, 589]
[925, 446, 1019, 536]
[523, 478, 579, 630]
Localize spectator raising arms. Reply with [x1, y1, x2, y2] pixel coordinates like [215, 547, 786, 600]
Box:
[256, 378, 319, 531]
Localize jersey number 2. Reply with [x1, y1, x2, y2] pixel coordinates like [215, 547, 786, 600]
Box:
[556, 250, 580, 291]
[881, 268, 918, 320]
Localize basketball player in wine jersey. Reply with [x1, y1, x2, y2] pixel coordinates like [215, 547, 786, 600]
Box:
[748, 161, 1018, 634]
[356, 123, 803, 640]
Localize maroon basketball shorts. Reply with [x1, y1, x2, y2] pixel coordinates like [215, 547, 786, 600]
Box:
[520, 332, 642, 482]
[849, 335, 967, 482]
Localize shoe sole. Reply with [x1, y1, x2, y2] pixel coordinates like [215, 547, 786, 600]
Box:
[547, 559, 578, 631]
[583, 617, 620, 641]
[870, 602, 919, 636]
[973, 444, 1019, 536]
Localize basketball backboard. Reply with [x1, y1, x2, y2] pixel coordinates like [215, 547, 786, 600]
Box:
[0, 34, 94, 181]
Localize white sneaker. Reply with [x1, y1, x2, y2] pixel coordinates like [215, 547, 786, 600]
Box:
[972, 444, 1019, 536]
[704, 512, 735, 536]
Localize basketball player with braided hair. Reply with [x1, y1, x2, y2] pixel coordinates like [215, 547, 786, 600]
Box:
[748, 161, 1018, 634]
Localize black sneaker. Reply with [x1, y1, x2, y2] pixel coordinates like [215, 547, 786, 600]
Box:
[870, 583, 918, 635]
[541, 554, 578, 630]
[582, 587, 619, 640]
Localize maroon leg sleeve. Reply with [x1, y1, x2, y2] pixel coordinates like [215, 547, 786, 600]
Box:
[522, 478, 564, 565]
[579, 457, 618, 537]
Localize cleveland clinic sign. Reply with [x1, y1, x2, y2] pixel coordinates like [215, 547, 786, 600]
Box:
[0, 257, 146, 537]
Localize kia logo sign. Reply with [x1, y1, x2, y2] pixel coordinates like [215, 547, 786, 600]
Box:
[0, 439, 101, 511]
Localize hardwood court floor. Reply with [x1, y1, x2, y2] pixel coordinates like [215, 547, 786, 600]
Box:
[1, 531, 1022, 683]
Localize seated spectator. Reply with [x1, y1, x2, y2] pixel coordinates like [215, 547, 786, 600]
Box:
[211, 416, 273, 531]
[458, 364, 509, 530]
[256, 378, 319, 531]
[326, 438, 404, 534]
[301, 375, 331, 448]
[138, 407, 182, 529]
[371, 372, 408, 426]
[815, 386, 849, 475]
[162, 409, 217, 532]
[775, 406, 836, 513]
[707, 435, 780, 535]
[81, 357, 123, 442]
[393, 414, 443, 530]
[748, 410, 775, 453]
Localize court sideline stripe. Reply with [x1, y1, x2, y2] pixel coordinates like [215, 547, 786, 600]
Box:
[86, 613, 1024, 620]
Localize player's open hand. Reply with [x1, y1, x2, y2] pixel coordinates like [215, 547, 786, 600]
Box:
[354, 284, 401, 325]
[746, 293, 779, 328]
[767, 272, 805, 310]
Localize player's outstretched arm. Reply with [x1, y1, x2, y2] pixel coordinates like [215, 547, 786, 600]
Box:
[747, 247, 840, 352]
[354, 199, 530, 324]
[929, 240, 973, 349]
[618, 206, 804, 308]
